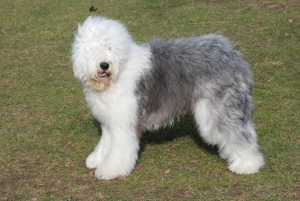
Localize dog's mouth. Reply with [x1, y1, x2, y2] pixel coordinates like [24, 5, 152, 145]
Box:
[97, 69, 113, 78]
[98, 71, 108, 78]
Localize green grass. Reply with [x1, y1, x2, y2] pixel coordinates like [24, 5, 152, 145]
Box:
[1, 0, 299, 200]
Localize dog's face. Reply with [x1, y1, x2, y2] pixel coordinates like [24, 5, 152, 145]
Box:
[71, 16, 132, 91]
[72, 42, 117, 91]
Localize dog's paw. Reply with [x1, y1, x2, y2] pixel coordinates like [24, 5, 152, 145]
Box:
[86, 152, 103, 169]
[228, 155, 264, 174]
[94, 158, 134, 180]
[94, 165, 122, 180]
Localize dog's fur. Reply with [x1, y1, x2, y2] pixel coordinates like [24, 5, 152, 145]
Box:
[71, 16, 264, 180]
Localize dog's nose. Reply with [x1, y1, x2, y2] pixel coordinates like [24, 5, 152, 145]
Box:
[100, 62, 109, 70]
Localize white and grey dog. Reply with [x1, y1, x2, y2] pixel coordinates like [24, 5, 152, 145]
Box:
[71, 16, 264, 180]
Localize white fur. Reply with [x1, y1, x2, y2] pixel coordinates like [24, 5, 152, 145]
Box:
[72, 16, 151, 180]
[84, 47, 150, 179]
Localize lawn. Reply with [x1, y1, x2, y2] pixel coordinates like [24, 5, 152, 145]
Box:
[0, 0, 299, 200]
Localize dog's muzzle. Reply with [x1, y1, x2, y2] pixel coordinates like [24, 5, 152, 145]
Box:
[99, 62, 110, 77]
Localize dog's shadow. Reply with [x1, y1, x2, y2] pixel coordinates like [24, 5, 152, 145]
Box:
[139, 115, 218, 157]
[92, 115, 218, 157]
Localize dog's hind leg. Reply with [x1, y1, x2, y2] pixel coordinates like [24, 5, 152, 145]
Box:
[193, 95, 264, 174]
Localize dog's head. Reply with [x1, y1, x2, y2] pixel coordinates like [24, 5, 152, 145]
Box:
[71, 16, 132, 91]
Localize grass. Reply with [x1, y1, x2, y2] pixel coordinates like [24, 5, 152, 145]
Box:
[0, 0, 299, 200]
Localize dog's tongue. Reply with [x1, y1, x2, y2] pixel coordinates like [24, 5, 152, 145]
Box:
[99, 72, 107, 77]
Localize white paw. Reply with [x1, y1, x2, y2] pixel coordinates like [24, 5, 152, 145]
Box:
[86, 152, 104, 169]
[95, 164, 123, 180]
[94, 156, 136, 180]
[228, 155, 264, 174]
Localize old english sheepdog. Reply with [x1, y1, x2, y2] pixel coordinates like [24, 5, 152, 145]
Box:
[71, 16, 264, 180]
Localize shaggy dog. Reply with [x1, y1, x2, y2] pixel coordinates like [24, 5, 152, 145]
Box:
[71, 16, 264, 180]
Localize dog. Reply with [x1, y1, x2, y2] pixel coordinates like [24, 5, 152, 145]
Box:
[71, 16, 264, 180]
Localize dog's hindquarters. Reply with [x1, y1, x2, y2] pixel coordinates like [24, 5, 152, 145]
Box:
[189, 38, 265, 173]
[140, 34, 264, 174]
[193, 88, 264, 174]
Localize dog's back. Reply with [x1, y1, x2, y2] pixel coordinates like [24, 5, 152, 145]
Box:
[136, 35, 253, 129]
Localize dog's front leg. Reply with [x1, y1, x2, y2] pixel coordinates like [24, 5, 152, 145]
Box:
[86, 126, 111, 169]
[94, 125, 139, 180]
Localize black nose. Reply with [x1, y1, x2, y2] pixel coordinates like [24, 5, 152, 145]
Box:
[100, 62, 109, 70]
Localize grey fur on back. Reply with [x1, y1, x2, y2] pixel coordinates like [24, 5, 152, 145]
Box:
[135, 34, 254, 136]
